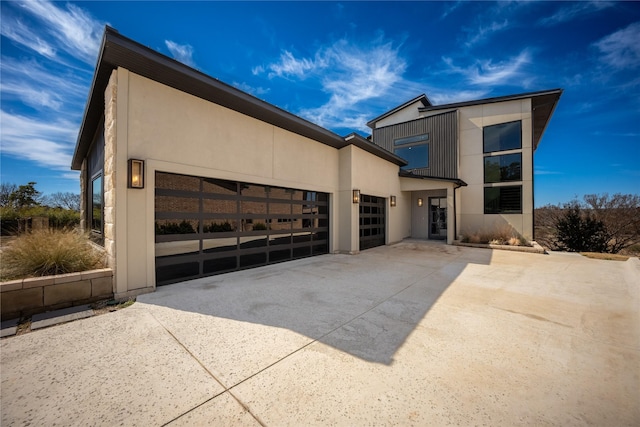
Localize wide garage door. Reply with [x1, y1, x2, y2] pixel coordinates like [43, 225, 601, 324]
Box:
[155, 172, 329, 285]
[359, 194, 386, 250]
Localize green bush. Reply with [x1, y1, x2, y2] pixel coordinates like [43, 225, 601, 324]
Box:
[0, 206, 80, 235]
[555, 204, 608, 252]
[0, 229, 105, 280]
[252, 222, 268, 231]
[203, 221, 234, 233]
[155, 220, 196, 235]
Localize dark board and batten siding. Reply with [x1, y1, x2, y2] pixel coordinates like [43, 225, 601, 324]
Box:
[372, 111, 458, 179]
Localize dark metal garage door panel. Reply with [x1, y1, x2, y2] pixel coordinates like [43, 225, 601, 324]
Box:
[359, 195, 385, 250]
[155, 172, 329, 285]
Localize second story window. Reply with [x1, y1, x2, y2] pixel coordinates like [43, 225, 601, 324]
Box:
[394, 133, 429, 170]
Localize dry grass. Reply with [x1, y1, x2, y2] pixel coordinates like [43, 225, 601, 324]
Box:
[461, 224, 530, 246]
[580, 252, 630, 261]
[0, 229, 105, 281]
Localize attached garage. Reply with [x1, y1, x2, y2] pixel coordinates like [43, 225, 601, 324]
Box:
[155, 172, 329, 285]
[359, 194, 386, 250]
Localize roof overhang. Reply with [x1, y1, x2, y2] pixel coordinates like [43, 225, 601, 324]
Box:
[417, 88, 563, 151]
[72, 27, 359, 170]
[398, 170, 467, 187]
[344, 133, 408, 166]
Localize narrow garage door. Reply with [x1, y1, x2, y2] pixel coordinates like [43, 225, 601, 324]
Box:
[359, 194, 386, 250]
[155, 172, 329, 285]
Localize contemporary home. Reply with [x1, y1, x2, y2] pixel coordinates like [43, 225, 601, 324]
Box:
[72, 27, 561, 297]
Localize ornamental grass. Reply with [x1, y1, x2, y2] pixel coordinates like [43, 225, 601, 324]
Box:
[0, 229, 105, 281]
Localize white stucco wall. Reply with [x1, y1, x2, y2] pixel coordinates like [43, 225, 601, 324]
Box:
[108, 68, 404, 294]
[456, 99, 534, 240]
[374, 99, 425, 129]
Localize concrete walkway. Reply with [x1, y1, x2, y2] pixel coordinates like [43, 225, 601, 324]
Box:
[2, 241, 639, 426]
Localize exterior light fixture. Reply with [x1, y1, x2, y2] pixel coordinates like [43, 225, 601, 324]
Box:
[417, 198, 423, 207]
[128, 159, 145, 189]
[390, 195, 396, 207]
[353, 189, 360, 204]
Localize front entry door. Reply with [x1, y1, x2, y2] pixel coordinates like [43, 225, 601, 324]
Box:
[429, 197, 447, 240]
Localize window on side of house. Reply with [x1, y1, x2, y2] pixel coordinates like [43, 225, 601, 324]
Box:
[483, 121, 521, 153]
[484, 153, 522, 183]
[393, 133, 429, 170]
[484, 186, 522, 214]
[91, 174, 103, 235]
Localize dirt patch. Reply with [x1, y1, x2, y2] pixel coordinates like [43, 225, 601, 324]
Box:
[580, 252, 630, 261]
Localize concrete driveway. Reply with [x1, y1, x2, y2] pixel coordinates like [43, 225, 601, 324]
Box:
[2, 240, 639, 426]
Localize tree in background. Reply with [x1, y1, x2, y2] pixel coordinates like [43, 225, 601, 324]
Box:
[7, 182, 41, 210]
[555, 201, 608, 252]
[1, 182, 81, 233]
[537, 193, 640, 254]
[0, 183, 18, 207]
[42, 192, 81, 211]
[583, 193, 640, 254]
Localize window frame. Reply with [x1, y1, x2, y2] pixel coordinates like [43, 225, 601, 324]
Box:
[484, 185, 523, 214]
[483, 120, 522, 153]
[483, 152, 522, 183]
[90, 173, 104, 242]
[393, 133, 430, 170]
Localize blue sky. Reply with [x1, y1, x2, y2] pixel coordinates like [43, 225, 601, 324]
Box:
[1, 1, 638, 206]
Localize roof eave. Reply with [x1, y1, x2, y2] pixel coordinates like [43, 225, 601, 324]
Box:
[344, 133, 408, 166]
[72, 27, 348, 171]
[398, 170, 467, 186]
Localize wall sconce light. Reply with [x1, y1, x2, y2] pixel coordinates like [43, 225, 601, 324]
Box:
[417, 197, 423, 207]
[390, 195, 396, 207]
[353, 189, 360, 204]
[128, 159, 145, 189]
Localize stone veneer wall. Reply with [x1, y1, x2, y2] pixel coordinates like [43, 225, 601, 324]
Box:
[0, 269, 114, 321]
[103, 70, 117, 273]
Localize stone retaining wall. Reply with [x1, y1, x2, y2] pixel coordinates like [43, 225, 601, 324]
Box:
[0, 269, 113, 321]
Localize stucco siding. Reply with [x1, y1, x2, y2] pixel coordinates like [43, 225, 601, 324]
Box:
[457, 99, 534, 240]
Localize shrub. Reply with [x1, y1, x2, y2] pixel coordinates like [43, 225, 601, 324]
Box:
[203, 221, 234, 233]
[252, 222, 268, 231]
[555, 203, 608, 252]
[461, 224, 529, 246]
[155, 220, 196, 235]
[0, 229, 105, 280]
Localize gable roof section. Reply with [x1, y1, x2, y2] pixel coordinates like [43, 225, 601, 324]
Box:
[365, 94, 432, 129]
[73, 27, 405, 170]
[418, 89, 563, 150]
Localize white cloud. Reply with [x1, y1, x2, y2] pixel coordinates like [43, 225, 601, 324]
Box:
[466, 20, 510, 47]
[260, 39, 408, 131]
[165, 40, 196, 68]
[440, 1, 462, 20]
[428, 89, 490, 105]
[0, 110, 77, 170]
[232, 82, 271, 96]
[443, 50, 532, 86]
[0, 18, 57, 59]
[19, 0, 104, 64]
[266, 51, 317, 79]
[593, 22, 640, 70]
[0, 56, 87, 111]
[538, 1, 613, 26]
[251, 65, 265, 75]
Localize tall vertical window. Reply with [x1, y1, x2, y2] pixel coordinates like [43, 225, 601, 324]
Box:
[483, 121, 523, 213]
[91, 175, 103, 233]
